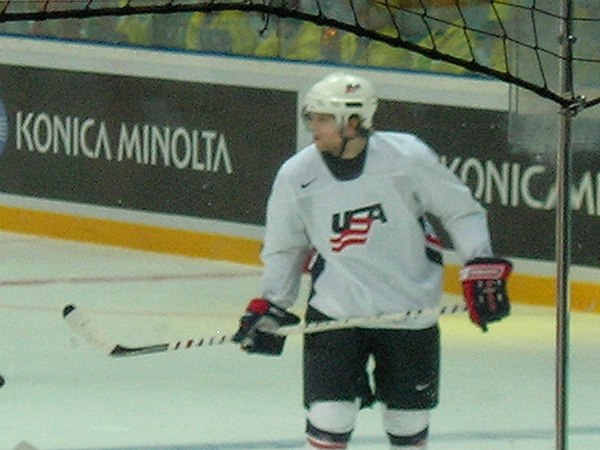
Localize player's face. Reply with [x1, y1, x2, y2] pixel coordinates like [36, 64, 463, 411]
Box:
[306, 113, 343, 153]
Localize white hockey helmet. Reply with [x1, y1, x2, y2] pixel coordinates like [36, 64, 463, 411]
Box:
[302, 72, 378, 129]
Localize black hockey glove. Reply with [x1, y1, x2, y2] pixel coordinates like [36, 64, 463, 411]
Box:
[232, 298, 300, 356]
[460, 257, 512, 332]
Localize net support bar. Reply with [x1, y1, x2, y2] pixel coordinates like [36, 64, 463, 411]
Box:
[556, 1, 577, 449]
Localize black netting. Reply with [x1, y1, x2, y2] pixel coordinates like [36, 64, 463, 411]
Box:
[0, 1, 598, 108]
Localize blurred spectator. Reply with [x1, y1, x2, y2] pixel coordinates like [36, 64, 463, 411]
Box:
[0, 0, 122, 43]
[185, 10, 258, 55]
[30, 18, 81, 40]
[3, 0, 580, 86]
[255, 18, 356, 64]
[28, 0, 83, 40]
[255, 1, 358, 63]
[255, 1, 415, 69]
[352, 0, 414, 70]
[116, 13, 152, 46]
[115, 0, 188, 49]
[114, 0, 152, 46]
[408, 3, 514, 74]
[152, 14, 188, 48]
[254, 19, 297, 59]
[81, 16, 122, 43]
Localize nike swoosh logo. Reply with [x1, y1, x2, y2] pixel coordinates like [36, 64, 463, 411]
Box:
[301, 178, 317, 188]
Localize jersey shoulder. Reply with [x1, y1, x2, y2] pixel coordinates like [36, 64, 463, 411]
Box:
[275, 144, 327, 188]
[369, 131, 440, 171]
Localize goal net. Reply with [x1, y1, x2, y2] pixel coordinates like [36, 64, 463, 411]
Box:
[505, 1, 600, 154]
[0, 0, 598, 111]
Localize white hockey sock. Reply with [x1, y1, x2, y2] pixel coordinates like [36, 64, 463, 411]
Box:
[305, 400, 359, 449]
[383, 408, 430, 449]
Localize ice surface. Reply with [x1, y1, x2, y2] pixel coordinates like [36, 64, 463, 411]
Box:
[0, 232, 598, 449]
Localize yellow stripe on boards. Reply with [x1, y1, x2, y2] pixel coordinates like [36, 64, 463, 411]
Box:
[0, 205, 262, 265]
[443, 264, 600, 314]
[1, 205, 599, 313]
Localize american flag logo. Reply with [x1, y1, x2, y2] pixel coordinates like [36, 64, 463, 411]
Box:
[330, 216, 373, 252]
[330, 203, 386, 253]
[345, 83, 361, 94]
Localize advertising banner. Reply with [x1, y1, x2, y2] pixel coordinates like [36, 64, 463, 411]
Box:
[1, 60, 599, 267]
[377, 100, 600, 267]
[0, 64, 296, 225]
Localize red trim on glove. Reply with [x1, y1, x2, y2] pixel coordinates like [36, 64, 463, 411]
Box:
[246, 298, 271, 315]
[460, 262, 512, 281]
[462, 282, 481, 326]
[460, 258, 512, 331]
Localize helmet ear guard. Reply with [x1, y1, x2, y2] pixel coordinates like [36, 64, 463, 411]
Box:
[302, 72, 378, 129]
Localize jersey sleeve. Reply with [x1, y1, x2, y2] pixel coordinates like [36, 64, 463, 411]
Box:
[409, 140, 493, 262]
[259, 167, 310, 309]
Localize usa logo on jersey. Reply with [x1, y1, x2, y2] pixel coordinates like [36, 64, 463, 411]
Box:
[330, 203, 387, 252]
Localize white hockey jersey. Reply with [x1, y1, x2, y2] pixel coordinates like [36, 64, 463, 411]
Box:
[260, 132, 492, 329]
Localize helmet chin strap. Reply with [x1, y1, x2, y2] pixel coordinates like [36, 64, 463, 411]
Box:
[335, 126, 369, 159]
[337, 136, 351, 159]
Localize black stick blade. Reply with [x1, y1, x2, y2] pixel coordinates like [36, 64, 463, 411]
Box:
[63, 304, 76, 318]
[110, 343, 170, 357]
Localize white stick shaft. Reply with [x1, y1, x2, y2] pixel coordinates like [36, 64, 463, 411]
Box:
[63, 302, 467, 357]
[275, 303, 466, 337]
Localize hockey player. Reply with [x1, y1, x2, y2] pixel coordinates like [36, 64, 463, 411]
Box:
[233, 72, 511, 449]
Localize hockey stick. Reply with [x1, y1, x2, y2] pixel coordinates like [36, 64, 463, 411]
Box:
[63, 303, 466, 358]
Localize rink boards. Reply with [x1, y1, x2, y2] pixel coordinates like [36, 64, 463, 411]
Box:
[0, 199, 598, 314]
[0, 36, 599, 313]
